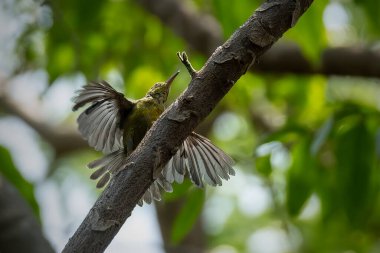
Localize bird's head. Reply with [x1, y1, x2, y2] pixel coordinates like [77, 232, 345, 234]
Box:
[146, 71, 179, 104]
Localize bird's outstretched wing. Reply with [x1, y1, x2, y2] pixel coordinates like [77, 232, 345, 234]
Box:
[72, 81, 134, 154]
[163, 132, 235, 187]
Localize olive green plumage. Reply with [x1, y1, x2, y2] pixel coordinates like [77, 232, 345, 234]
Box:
[72, 71, 235, 205]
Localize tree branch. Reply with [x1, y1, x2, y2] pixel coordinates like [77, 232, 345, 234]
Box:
[256, 43, 380, 77]
[136, 0, 380, 78]
[0, 175, 55, 253]
[0, 79, 88, 157]
[62, 0, 314, 252]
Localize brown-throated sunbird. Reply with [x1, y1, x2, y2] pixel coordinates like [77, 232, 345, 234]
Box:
[72, 71, 235, 206]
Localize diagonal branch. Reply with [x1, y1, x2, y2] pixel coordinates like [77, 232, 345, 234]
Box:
[0, 78, 88, 157]
[136, 0, 380, 78]
[62, 0, 314, 252]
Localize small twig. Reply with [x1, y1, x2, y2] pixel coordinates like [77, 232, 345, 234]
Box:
[177, 51, 197, 79]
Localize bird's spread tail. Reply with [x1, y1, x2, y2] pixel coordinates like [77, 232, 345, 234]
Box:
[88, 132, 235, 206]
[163, 133, 235, 187]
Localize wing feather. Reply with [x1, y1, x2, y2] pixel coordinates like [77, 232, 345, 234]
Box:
[72, 81, 134, 154]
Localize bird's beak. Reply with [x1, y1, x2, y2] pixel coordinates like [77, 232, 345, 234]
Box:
[165, 70, 180, 87]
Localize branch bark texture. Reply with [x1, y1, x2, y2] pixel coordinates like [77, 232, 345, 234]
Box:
[63, 0, 314, 252]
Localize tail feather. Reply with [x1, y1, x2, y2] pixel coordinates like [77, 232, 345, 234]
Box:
[190, 137, 222, 186]
[156, 176, 173, 192]
[164, 132, 235, 188]
[162, 158, 184, 184]
[192, 135, 233, 180]
[142, 189, 153, 205]
[90, 166, 108, 180]
[96, 173, 111, 188]
[87, 134, 234, 206]
[183, 139, 203, 187]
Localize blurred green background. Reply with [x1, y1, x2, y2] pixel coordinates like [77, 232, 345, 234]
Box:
[1, 0, 380, 252]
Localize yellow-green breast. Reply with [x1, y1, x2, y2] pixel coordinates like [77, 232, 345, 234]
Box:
[122, 97, 164, 153]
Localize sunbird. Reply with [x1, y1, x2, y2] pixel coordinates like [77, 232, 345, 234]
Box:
[72, 71, 235, 205]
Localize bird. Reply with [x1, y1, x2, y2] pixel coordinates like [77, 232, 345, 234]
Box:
[72, 71, 235, 205]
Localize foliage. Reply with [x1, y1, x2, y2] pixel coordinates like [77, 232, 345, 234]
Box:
[2, 0, 380, 252]
[0, 145, 40, 218]
[170, 185, 205, 245]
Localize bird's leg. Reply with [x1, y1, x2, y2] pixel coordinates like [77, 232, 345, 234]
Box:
[177, 51, 197, 79]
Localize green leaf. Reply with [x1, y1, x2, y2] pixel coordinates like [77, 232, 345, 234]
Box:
[170, 187, 205, 245]
[255, 154, 272, 178]
[284, 0, 328, 63]
[286, 137, 316, 216]
[333, 118, 375, 226]
[162, 179, 193, 202]
[311, 116, 334, 155]
[353, 0, 380, 37]
[0, 145, 40, 218]
[211, 0, 260, 37]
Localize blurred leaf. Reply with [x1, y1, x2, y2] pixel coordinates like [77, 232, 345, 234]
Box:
[45, 0, 185, 83]
[376, 130, 380, 158]
[311, 116, 334, 155]
[211, 0, 260, 37]
[125, 66, 165, 99]
[286, 137, 316, 216]
[353, 0, 380, 36]
[224, 74, 264, 112]
[0, 146, 40, 218]
[264, 124, 308, 144]
[255, 154, 272, 178]
[266, 75, 311, 126]
[299, 76, 328, 124]
[46, 44, 75, 81]
[284, 0, 328, 63]
[333, 116, 375, 226]
[170, 187, 205, 245]
[162, 179, 193, 202]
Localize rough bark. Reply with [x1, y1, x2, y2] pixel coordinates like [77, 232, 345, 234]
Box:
[62, 0, 314, 252]
[136, 0, 380, 78]
[0, 175, 55, 253]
